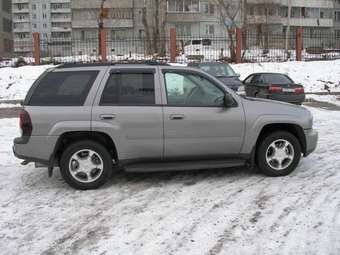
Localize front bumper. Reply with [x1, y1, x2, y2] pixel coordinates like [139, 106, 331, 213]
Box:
[304, 129, 318, 156]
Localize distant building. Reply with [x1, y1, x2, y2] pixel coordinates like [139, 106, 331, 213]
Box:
[0, 0, 12, 58]
[71, 0, 135, 55]
[12, 0, 71, 56]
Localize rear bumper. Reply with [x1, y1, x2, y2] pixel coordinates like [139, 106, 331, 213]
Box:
[267, 93, 305, 104]
[304, 129, 318, 156]
[13, 135, 58, 164]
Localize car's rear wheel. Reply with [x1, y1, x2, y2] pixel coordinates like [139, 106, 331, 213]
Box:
[60, 140, 113, 190]
[257, 131, 301, 176]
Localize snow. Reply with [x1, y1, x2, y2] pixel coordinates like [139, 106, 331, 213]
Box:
[0, 103, 21, 108]
[0, 60, 340, 102]
[231, 60, 340, 93]
[0, 65, 53, 101]
[0, 106, 340, 254]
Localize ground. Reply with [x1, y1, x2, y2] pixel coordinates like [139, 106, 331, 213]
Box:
[0, 62, 340, 254]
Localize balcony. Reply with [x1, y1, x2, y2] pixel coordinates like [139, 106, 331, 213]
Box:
[12, 0, 29, 3]
[51, 17, 72, 22]
[167, 12, 202, 23]
[13, 26, 31, 33]
[282, 18, 333, 27]
[51, 27, 72, 32]
[72, 19, 133, 28]
[12, 7, 30, 13]
[13, 17, 30, 23]
[247, 0, 282, 4]
[51, 8, 71, 13]
[247, 15, 282, 24]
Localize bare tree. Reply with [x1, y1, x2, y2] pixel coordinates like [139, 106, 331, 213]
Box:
[213, 0, 241, 61]
[142, 0, 167, 56]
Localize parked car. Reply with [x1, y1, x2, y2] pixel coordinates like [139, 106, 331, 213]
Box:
[13, 63, 317, 190]
[243, 73, 305, 104]
[188, 62, 242, 91]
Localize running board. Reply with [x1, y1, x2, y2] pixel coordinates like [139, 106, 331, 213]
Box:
[124, 159, 246, 173]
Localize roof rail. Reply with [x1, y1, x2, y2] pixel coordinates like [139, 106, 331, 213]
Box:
[56, 60, 170, 68]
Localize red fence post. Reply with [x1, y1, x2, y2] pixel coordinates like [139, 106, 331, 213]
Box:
[100, 29, 107, 63]
[235, 28, 242, 64]
[170, 28, 177, 63]
[33, 32, 40, 65]
[296, 27, 303, 61]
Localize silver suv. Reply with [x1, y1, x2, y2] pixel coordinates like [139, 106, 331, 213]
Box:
[13, 63, 318, 190]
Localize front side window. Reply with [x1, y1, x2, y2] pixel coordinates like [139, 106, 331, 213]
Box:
[100, 73, 155, 105]
[164, 72, 225, 106]
[28, 71, 98, 106]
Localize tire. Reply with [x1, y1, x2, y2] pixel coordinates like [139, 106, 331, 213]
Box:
[60, 140, 113, 190]
[257, 131, 301, 177]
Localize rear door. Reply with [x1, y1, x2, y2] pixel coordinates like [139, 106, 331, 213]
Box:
[91, 67, 164, 161]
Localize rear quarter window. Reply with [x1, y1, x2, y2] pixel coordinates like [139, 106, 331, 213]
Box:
[28, 71, 99, 106]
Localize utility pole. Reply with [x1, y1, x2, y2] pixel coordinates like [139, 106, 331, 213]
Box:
[285, 0, 292, 56]
[98, 0, 107, 55]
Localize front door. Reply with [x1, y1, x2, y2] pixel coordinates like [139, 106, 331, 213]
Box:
[162, 70, 245, 158]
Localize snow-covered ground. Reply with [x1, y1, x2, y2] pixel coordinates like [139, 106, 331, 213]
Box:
[232, 60, 340, 93]
[0, 106, 340, 254]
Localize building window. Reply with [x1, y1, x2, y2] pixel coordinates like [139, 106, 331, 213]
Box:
[167, 0, 199, 13]
[32, 14, 37, 19]
[2, 0, 11, 13]
[43, 13, 47, 19]
[205, 24, 214, 35]
[280, 7, 288, 17]
[32, 4, 36, 10]
[2, 18, 12, 33]
[335, 11, 340, 21]
[336, 30, 340, 39]
[291, 7, 301, 18]
[175, 24, 191, 36]
[43, 4, 47, 9]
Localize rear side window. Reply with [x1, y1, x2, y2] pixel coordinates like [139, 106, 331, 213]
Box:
[100, 73, 155, 105]
[28, 71, 98, 106]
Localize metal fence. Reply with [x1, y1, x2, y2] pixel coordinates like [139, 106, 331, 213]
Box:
[9, 30, 340, 65]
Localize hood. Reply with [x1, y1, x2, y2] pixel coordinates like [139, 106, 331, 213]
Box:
[217, 76, 242, 89]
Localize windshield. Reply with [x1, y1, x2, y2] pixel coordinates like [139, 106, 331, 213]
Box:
[199, 63, 237, 77]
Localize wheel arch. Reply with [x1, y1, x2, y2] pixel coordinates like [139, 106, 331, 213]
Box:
[255, 123, 306, 156]
[53, 131, 118, 166]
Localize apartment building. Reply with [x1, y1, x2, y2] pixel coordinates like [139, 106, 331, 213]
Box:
[0, 0, 12, 58]
[71, 0, 134, 55]
[12, 0, 71, 56]
[334, 0, 340, 37]
[166, 0, 229, 38]
[246, 0, 335, 33]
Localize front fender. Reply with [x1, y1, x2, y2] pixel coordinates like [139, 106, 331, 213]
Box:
[240, 114, 304, 154]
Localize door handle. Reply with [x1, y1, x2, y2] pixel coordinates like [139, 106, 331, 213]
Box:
[169, 114, 184, 120]
[100, 114, 116, 120]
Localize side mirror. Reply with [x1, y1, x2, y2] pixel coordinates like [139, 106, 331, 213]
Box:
[224, 93, 235, 107]
[236, 73, 241, 78]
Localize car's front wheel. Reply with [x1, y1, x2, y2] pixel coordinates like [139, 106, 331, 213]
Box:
[60, 140, 113, 190]
[257, 131, 301, 176]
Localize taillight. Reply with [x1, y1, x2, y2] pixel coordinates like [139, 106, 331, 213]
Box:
[268, 85, 282, 93]
[19, 110, 32, 137]
[295, 87, 305, 94]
